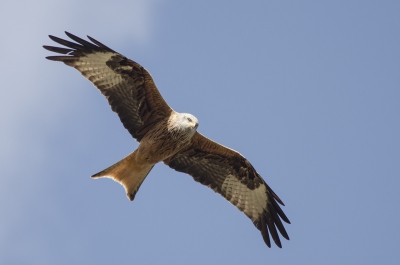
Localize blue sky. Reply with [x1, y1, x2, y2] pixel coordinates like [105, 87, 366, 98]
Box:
[1, 0, 400, 264]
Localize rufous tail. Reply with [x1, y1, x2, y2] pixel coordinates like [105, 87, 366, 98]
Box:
[91, 150, 154, 201]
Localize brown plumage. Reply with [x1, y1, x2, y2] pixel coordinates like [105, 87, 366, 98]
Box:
[44, 32, 290, 248]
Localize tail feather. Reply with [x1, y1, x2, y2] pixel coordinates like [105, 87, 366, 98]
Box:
[91, 150, 154, 201]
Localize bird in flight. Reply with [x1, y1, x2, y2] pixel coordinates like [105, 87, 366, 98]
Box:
[43, 32, 290, 248]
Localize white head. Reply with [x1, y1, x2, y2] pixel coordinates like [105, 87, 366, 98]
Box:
[170, 112, 199, 138]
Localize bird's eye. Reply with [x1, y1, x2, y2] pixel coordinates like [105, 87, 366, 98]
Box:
[187, 118, 192, 122]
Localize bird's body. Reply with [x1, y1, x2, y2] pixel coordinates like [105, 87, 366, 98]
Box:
[93, 111, 199, 201]
[44, 32, 291, 248]
[136, 112, 198, 164]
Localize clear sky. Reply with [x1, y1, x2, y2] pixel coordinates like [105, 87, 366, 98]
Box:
[1, 1, 400, 264]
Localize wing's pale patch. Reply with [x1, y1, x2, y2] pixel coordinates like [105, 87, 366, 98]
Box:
[68, 52, 123, 89]
[221, 174, 267, 220]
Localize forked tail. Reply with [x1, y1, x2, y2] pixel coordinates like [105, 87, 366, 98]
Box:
[91, 150, 154, 201]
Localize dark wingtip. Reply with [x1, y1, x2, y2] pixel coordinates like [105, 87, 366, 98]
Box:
[48, 35, 60, 42]
[65, 31, 99, 49]
[264, 240, 272, 248]
[45, 56, 76, 62]
[273, 237, 282, 248]
[127, 191, 136, 201]
[271, 198, 290, 224]
[259, 217, 271, 248]
[87, 35, 116, 52]
[43, 45, 73, 54]
[272, 192, 285, 206]
[45, 56, 62, 61]
[266, 216, 282, 248]
[48, 34, 85, 50]
[255, 206, 290, 248]
[91, 172, 101, 179]
[265, 183, 285, 206]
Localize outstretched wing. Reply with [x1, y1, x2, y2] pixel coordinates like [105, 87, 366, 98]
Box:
[164, 132, 290, 248]
[43, 32, 172, 142]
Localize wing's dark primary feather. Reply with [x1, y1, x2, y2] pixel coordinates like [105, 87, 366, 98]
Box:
[164, 132, 290, 248]
[43, 32, 172, 142]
